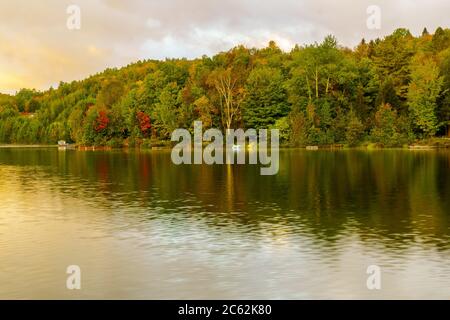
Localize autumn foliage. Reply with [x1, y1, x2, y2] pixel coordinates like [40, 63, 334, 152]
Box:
[1, 27, 450, 146]
[94, 110, 110, 133]
[137, 111, 151, 136]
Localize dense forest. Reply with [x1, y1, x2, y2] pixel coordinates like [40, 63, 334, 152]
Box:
[0, 27, 449, 147]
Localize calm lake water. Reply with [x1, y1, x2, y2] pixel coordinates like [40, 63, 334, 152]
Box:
[0, 148, 449, 299]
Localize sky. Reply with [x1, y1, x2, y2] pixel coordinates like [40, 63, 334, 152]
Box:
[0, 0, 449, 94]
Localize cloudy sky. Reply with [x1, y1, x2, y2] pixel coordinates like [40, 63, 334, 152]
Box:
[0, 0, 449, 94]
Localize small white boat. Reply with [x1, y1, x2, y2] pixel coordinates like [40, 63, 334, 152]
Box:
[58, 140, 75, 149]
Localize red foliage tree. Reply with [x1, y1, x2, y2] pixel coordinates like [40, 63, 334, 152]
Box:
[137, 111, 151, 136]
[94, 110, 110, 133]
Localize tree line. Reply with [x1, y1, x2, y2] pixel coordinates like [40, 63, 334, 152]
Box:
[0, 27, 449, 147]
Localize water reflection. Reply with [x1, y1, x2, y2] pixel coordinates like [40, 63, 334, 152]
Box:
[0, 148, 449, 299]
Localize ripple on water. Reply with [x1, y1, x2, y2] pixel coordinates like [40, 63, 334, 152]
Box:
[0, 149, 450, 299]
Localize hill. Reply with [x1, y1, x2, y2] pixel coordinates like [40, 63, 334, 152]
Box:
[1, 27, 449, 147]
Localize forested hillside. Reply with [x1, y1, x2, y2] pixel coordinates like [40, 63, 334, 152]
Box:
[1, 27, 449, 147]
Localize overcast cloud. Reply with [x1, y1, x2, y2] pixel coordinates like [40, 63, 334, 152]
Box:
[0, 0, 449, 93]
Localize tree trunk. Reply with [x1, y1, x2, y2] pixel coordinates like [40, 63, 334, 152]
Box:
[325, 77, 330, 95]
[306, 75, 312, 102]
[315, 67, 319, 99]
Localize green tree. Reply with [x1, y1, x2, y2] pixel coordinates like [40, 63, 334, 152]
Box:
[193, 95, 216, 129]
[242, 67, 289, 129]
[370, 104, 401, 147]
[372, 28, 415, 99]
[345, 110, 364, 146]
[289, 110, 310, 147]
[96, 79, 125, 108]
[375, 77, 402, 111]
[271, 116, 291, 144]
[437, 50, 450, 136]
[15, 89, 38, 112]
[407, 54, 443, 137]
[153, 82, 180, 138]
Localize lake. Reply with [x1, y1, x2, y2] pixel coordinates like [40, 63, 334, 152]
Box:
[0, 148, 449, 299]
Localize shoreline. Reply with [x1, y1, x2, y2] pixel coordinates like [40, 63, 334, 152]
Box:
[0, 144, 58, 148]
[0, 143, 449, 151]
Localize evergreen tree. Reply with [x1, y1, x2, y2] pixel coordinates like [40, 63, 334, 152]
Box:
[242, 67, 289, 129]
